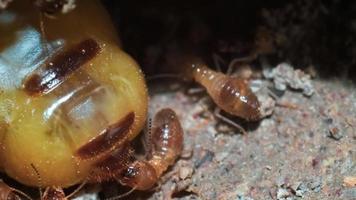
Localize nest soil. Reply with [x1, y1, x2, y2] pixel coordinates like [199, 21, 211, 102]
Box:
[136, 66, 355, 200]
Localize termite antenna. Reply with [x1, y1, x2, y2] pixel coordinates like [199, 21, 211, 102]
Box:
[106, 187, 137, 200]
[38, 11, 50, 56]
[214, 107, 247, 135]
[146, 73, 188, 82]
[30, 163, 43, 198]
[212, 53, 227, 72]
[12, 189, 33, 200]
[226, 54, 258, 75]
[65, 179, 88, 199]
[145, 117, 153, 155]
[0, 179, 33, 200]
[39, 12, 46, 40]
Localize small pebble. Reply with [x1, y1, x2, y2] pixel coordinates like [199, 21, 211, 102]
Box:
[277, 188, 290, 199]
[328, 126, 343, 140]
[263, 63, 314, 96]
[294, 182, 308, 197]
[179, 166, 194, 180]
[215, 151, 229, 162]
[236, 195, 255, 200]
[308, 177, 322, 192]
[73, 193, 99, 200]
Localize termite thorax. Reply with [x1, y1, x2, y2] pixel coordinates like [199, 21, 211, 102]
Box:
[191, 64, 218, 86]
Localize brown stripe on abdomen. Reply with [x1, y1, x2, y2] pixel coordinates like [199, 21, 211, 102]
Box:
[75, 112, 135, 160]
[23, 38, 100, 96]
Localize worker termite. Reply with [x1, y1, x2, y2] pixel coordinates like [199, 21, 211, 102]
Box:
[118, 108, 183, 190]
[190, 62, 261, 121]
[0, 0, 184, 198]
[187, 60, 261, 133]
[150, 56, 261, 132]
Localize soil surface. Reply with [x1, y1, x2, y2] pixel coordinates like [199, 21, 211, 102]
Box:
[71, 63, 356, 200]
[137, 65, 356, 200]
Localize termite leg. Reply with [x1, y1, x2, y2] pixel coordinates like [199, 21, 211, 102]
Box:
[266, 87, 299, 110]
[0, 180, 32, 200]
[42, 184, 86, 200]
[38, 12, 50, 56]
[31, 163, 86, 200]
[214, 107, 247, 134]
[116, 108, 183, 190]
[187, 87, 206, 95]
[64, 180, 87, 200]
[212, 53, 227, 72]
[105, 187, 136, 200]
[41, 183, 86, 200]
[226, 54, 258, 75]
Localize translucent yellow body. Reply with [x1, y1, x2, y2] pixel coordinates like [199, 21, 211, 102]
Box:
[0, 0, 148, 187]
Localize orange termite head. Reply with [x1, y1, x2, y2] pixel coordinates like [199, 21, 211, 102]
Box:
[118, 161, 157, 191]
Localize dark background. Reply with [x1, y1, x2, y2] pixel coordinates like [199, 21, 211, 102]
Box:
[102, 0, 356, 80]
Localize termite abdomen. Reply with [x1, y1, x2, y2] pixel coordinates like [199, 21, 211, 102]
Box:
[149, 108, 184, 165]
[217, 77, 260, 121]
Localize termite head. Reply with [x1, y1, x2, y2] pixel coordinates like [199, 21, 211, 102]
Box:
[118, 161, 157, 191]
